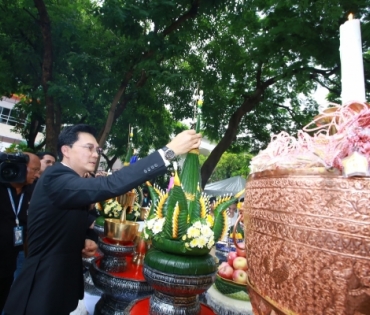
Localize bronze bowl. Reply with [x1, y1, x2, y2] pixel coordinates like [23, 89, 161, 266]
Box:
[244, 168, 370, 315]
[104, 219, 139, 244]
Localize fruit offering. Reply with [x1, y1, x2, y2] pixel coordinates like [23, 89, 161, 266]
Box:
[217, 242, 248, 284]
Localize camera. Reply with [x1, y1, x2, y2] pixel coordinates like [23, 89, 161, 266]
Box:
[0, 152, 29, 183]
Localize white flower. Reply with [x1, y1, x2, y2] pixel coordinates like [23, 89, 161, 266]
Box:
[193, 221, 202, 229]
[200, 225, 213, 238]
[152, 217, 165, 235]
[207, 239, 215, 249]
[197, 235, 208, 248]
[146, 218, 156, 229]
[187, 226, 200, 238]
[190, 239, 200, 248]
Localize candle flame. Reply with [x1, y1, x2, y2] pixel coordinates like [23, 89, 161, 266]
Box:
[348, 13, 354, 20]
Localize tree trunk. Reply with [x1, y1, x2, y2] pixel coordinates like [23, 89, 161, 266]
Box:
[97, 71, 133, 147]
[26, 116, 41, 150]
[201, 92, 263, 188]
[33, 0, 57, 156]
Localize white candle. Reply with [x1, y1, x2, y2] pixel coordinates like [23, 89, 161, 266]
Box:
[339, 14, 366, 104]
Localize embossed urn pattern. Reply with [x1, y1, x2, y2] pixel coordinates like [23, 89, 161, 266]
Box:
[244, 171, 370, 315]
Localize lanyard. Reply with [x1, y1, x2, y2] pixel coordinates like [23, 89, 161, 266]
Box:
[7, 188, 24, 226]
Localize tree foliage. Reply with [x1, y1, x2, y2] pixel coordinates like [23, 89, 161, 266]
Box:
[199, 152, 253, 184]
[0, 0, 369, 187]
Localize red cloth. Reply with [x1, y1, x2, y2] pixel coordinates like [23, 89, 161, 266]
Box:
[128, 297, 216, 315]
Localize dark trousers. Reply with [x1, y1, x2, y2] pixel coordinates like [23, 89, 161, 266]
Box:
[0, 276, 14, 313]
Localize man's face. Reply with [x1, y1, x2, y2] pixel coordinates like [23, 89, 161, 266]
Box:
[228, 204, 237, 217]
[40, 154, 56, 173]
[26, 156, 41, 185]
[62, 132, 101, 176]
[210, 201, 216, 212]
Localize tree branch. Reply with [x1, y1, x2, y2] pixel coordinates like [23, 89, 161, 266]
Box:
[162, 0, 200, 36]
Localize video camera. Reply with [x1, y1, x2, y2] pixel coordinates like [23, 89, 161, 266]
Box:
[0, 152, 29, 183]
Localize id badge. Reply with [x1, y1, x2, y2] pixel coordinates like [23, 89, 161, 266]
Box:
[14, 226, 23, 246]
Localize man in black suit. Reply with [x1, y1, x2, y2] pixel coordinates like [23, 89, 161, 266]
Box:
[4, 124, 201, 315]
[0, 152, 40, 313]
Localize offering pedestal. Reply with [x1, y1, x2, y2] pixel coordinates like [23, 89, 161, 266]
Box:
[143, 265, 215, 315]
[83, 252, 103, 296]
[90, 237, 153, 315]
[98, 237, 135, 273]
[123, 297, 215, 315]
[90, 255, 153, 314]
[205, 285, 253, 315]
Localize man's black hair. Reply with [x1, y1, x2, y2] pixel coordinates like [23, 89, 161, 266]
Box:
[209, 196, 217, 203]
[57, 124, 97, 160]
[36, 151, 57, 161]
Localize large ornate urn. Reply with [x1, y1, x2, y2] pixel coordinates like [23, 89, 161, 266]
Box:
[244, 168, 370, 315]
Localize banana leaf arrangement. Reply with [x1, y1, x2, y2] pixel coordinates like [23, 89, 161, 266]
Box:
[143, 93, 244, 255]
[143, 151, 244, 256]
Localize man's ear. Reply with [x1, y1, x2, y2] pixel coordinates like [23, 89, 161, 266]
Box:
[61, 145, 70, 158]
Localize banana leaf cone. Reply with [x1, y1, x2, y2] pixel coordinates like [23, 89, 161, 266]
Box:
[212, 189, 245, 242]
[145, 181, 162, 218]
[123, 143, 133, 167]
[180, 101, 202, 218]
[180, 148, 202, 219]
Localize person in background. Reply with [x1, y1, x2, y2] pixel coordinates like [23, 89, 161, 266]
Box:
[227, 201, 239, 229]
[142, 188, 151, 208]
[238, 197, 244, 219]
[4, 124, 201, 315]
[26, 151, 56, 196]
[209, 196, 217, 217]
[0, 152, 40, 313]
[37, 151, 57, 175]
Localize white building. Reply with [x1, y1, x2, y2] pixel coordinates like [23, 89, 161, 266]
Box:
[0, 95, 45, 151]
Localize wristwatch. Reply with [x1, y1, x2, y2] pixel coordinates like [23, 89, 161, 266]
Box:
[162, 146, 176, 161]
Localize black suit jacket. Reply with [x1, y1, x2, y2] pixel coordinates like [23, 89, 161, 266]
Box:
[4, 152, 166, 315]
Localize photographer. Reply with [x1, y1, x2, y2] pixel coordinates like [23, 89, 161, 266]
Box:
[0, 152, 40, 313]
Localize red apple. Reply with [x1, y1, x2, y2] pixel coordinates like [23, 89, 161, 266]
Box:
[218, 262, 229, 270]
[227, 251, 238, 267]
[232, 269, 248, 284]
[236, 242, 246, 257]
[218, 264, 234, 280]
[233, 256, 248, 271]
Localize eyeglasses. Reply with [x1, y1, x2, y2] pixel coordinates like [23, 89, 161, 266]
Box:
[74, 144, 103, 155]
